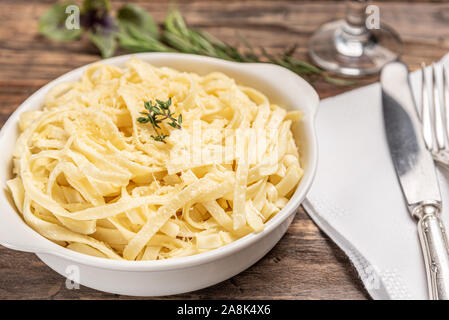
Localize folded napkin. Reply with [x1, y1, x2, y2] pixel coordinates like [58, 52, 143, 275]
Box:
[303, 53, 449, 300]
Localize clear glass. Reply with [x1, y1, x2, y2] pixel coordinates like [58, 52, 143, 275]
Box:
[308, 0, 403, 77]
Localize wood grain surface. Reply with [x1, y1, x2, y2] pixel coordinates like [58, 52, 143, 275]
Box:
[0, 0, 448, 300]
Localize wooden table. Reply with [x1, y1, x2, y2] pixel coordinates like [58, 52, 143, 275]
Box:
[0, 0, 448, 300]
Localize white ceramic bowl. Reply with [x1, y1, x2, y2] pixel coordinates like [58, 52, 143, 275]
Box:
[0, 53, 319, 296]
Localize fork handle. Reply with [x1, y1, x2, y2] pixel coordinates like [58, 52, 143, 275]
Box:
[418, 209, 449, 299]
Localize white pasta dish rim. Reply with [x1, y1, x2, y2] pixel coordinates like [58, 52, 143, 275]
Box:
[0, 53, 319, 272]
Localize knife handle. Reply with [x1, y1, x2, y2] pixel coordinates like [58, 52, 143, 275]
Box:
[417, 206, 449, 300]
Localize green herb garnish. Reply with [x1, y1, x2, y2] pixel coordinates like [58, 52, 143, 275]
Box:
[38, 1, 352, 85]
[137, 97, 182, 143]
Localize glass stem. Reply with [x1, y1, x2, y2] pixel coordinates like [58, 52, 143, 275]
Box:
[342, 0, 370, 38]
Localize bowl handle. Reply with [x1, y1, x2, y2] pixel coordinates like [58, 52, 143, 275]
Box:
[0, 197, 50, 253]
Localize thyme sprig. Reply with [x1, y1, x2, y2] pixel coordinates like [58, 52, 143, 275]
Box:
[137, 97, 182, 143]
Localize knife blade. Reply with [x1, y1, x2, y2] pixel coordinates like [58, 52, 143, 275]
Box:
[382, 62, 441, 212]
[381, 61, 449, 300]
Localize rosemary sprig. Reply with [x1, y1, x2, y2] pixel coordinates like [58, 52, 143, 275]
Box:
[137, 98, 182, 143]
[161, 8, 353, 84]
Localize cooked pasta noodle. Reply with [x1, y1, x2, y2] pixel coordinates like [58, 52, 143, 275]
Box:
[6, 57, 304, 260]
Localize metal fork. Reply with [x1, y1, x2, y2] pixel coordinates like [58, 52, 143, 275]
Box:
[420, 63, 449, 169]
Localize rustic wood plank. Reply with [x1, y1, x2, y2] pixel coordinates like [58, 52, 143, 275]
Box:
[0, 0, 446, 300]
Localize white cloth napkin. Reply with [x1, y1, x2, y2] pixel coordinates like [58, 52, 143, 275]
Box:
[303, 53, 449, 300]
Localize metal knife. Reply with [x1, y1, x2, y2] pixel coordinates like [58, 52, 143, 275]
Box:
[381, 61, 449, 300]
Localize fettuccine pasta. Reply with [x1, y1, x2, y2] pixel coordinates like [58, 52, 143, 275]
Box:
[7, 57, 304, 260]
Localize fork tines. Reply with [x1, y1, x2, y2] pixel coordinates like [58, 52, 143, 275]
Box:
[421, 62, 449, 153]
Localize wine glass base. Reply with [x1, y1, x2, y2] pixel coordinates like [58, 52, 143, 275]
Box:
[309, 20, 403, 77]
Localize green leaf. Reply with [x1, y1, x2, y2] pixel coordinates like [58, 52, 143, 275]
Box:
[116, 4, 173, 53]
[150, 106, 161, 114]
[283, 56, 322, 74]
[189, 31, 217, 56]
[137, 117, 150, 123]
[323, 76, 357, 86]
[162, 31, 199, 54]
[156, 99, 169, 109]
[164, 9, 218, 57]
[117, 4, 158, 38]
[117, 30, 174, 52]
[88, 26, 117, 58]
[38, 2, 82, 41]
[165, 8, 189, 38]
